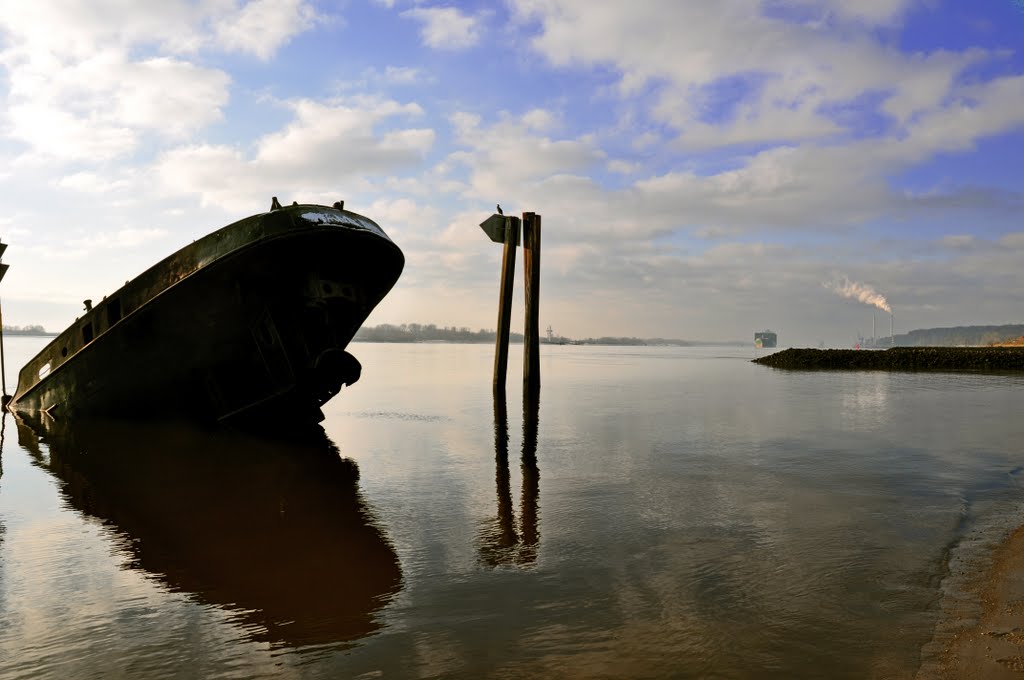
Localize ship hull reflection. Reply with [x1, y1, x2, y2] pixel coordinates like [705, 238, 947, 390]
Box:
[15, 415, 402, 649]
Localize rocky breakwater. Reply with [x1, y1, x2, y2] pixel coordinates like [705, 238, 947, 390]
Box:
[752, 347, 1024, 371]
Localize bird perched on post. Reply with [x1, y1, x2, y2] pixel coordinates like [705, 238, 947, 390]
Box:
[496, 204, 503, 215]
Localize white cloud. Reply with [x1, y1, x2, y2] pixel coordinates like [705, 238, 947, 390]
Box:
[0, 0, 320, 59]
[437, 110, 884, 245]
[7, 103, 137, 162]
[213, 0, 319, 60]
[2, 50, 230, 161]
[446, 110, 605, 200]
[999, 232, 1024, 250]
[67, 228, 169, 251]
[777, 0, 917, 26]
[476, 0, 1024, 247]
[673, 90, 843, 149]
[156, 96, 435, 209]
[401, 7, 483, 50]
[0, 1, 202, 59]
[890, 75, 1024, 161]
[521, 108, 558, 131]
[366, 197, 433, 227]
[631, 132, 661, 150]
[0, 1, 319, 162]
[383, 66, 425, 84]
[881, 50, 988, 124]
[510, 0, 997, 150]
[57, 172, 132, 194]
[939, 235, 975, 251]
[255, 98, 431, 166]
[607, 160, 639, 174]
[335, 65, 432, 92]
[100, 56, 230, 135]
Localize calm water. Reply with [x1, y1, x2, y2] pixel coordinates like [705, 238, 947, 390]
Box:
[1, 336, 1023, 679]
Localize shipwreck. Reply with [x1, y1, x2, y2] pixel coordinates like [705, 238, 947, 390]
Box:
[6, 198, 404, 425]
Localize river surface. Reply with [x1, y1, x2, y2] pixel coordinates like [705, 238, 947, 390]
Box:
[1, 337, 1022, 679]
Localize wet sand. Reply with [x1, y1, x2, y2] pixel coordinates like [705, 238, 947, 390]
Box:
[921, 523, 1024, 678]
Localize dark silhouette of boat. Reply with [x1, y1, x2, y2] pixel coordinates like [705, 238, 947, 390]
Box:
[7, 200, 403, 425]
[14, 413, 402, 649]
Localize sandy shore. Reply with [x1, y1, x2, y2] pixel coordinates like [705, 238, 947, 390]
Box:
[920, 522, 1024, 678]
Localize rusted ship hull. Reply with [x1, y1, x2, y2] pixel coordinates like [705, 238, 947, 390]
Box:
[9, 203, 403, 425]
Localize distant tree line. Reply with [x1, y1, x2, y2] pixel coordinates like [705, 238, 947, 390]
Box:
[2, 324, 51, 335]
[893, 324, 1024, 347]
[576, 336, 743, 346]
[354, 323, 524, 344]
[353, 324, 745, 346]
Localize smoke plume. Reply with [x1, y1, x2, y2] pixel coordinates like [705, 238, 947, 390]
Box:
[825, 277, 892, 313]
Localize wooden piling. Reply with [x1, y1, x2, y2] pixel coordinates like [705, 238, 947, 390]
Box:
[0, 297, 7, 401]
[0, 242, 8, 404]
[522, 213, 541, 393]
[493, 217, 520, 395]
[520, 387, 539, 551]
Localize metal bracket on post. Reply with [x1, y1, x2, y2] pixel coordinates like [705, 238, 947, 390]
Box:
[479, 214, 520, 247]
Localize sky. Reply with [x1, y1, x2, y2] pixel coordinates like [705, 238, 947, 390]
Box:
[0, 0, 1023, 346]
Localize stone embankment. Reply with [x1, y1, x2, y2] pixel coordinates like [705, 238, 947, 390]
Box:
[752, 347, 1024, 370]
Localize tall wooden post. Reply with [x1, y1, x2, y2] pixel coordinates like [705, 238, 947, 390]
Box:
[492, 217, 519, 395]
[0, 297, 7, 400]
[522, 213, 541, 393]
[0, 240, 9, 405]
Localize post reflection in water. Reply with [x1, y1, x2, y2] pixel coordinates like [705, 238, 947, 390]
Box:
[14, 414, 402, 650]
[0, 413, 6, 551]
[478, 390, 540, 566]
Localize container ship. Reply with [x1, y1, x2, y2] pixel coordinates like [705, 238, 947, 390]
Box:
[754, 330, 778, 348]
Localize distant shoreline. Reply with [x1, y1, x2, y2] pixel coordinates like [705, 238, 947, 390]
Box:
[351, 338, 747, 347]
[2, 330, 746, 346]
